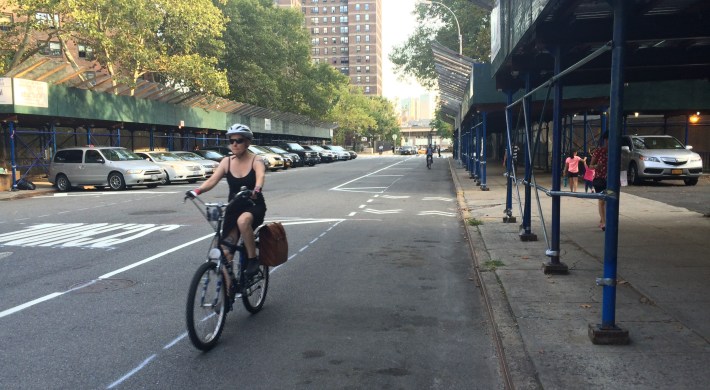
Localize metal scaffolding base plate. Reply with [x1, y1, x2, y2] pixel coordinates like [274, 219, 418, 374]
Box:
[502, 216, 517, 223]
[542, 261, 569, 274]
[519, 232, 538, 242]
[588, 324, 630, 345]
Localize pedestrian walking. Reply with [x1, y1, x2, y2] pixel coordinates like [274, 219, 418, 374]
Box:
[563, 150, 583, 192]
[590, 136, 609, 231]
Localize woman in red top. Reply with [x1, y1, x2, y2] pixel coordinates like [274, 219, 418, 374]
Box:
[590, 135, 609, 231]
[563, 150, 583, 192]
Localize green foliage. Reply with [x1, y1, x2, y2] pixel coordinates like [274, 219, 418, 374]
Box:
[389, 0, 490, 88]
[466, 217, 483, 226]
[2, 0, 228, 96]
[483, 260, 505, 270]
[220, 0, 346, 119]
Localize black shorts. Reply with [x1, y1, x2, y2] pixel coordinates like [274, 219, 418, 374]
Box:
[568, 172, 579, 178]
[223, 195, 267, 237]
[593, 178, 607, 194]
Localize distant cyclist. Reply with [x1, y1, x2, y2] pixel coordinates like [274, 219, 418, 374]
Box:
[426, 144, 434, 169]
[186, 124, 266, 276]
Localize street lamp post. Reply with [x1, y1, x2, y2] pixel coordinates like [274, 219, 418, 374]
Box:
[419, 0, 462, 56]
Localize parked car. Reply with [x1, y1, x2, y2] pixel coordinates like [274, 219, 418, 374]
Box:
[621, 135, 703, 186]
[248, 145, 285, 171]
[135, 151, 203, 184]
[193, 149, 226, 162]
[304, 144, 336, 162]
[202, 145, 233, 157]
[48, 146, 165, 191]
[277, 142, 319, 166]
[263, 145, 301, 168]
[172, 151, 220, 178]
[345, 149, 358, 159]
[400, 145, 417, 155]
[322, 145, 351, 161]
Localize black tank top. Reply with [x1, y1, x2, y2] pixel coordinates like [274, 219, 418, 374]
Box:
[226, 155, 264, 203]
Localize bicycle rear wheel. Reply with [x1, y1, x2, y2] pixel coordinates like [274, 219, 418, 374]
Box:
[186, 262, 227, 351]
[242, 265, 269, 313]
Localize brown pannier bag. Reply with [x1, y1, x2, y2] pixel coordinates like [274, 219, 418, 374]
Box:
[258, 222, 288, 267]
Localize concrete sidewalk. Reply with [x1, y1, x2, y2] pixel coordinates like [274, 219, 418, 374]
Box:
[0, 180, 55, 201]
[450, 159, 710, 389]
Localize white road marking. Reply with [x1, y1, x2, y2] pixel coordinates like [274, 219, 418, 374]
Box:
[422, 197, 454, 201]
[106, 354, 157, 389]
[363, 208, 402, 214]
[330, 160, 406, 193]
[418, 211, 457, 217]
[348, 212, 356, 217]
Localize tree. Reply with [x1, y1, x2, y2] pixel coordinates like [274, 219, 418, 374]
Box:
[219, 0, 348, 120]
[389, 0, 490, 89]
[1, 0, 229, 96]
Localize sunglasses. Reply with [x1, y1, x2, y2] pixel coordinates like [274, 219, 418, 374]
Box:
[229, 138, 246, 145]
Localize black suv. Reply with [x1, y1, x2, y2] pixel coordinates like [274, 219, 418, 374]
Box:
[277, 142, 319, 166]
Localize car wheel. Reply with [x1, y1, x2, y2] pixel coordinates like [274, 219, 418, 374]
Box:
[160, 171, 171, 185]
[628, 163, 643, 185]
[147, 184, 158, 189]
[55, 174, 72, 192]
[684, 178, 698, 186]
[108, 172, 126, 191]
[188, 179, 197, 184]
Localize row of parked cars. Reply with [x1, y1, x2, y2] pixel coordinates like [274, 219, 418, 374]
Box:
[47, 142, 357, 191]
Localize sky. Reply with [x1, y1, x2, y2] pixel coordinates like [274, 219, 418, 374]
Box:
[381, 0, 431, 101]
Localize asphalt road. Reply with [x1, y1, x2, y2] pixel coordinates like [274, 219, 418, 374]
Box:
[0, 155, 503, 389]
[620, 174, 710, 216]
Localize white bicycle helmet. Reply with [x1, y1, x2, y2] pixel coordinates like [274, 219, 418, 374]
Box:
[227, 123, 253, 140]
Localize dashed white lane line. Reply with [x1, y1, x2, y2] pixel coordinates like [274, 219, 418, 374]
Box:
[348, 212, 356, 217]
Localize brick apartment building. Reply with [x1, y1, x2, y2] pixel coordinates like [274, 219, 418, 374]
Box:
[277, 0, 382, 96]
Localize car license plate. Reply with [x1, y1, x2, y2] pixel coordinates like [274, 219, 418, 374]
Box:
[671, 169, 682, 175]
[151, 174, 158, 180]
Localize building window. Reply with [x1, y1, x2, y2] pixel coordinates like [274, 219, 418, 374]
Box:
[356, 76, 362, 83]
[332, 37, 337, 44]
[35, 12, 59, 28]
[356, 45, 361, 52]
[364, 14, 370, 21]
[340, 5, 348, 13]
[340, 36, 348, 44]
[355, 14, 360, 22]
[331, 6, 336, 13]
[322, 17, 327, 23]
[331, 16, 336, 23]
[365, 76, 370, 83]
[356, 66, 361, 73]
[355, 25, 360, 32]
[364, 24, 370, 32]
[365, 55, 370, 62]
[39, 41, 62, 56]
[365, 86, 371, 93]
[340, 16, 348, 23]
[1, 13, 12, 31]
[340, 47, 348, 53]
[355, 35, 361, 43]
[85, 71, 96, 86]
[364, 4, 370, 10]
[355, 4, 360, 11]
[78, 44, 94, 60]
[340, 26, 348, 33]
[365, 66, 370, 73]
[365, 45, 370, 52]
[312, 7, 319, 13]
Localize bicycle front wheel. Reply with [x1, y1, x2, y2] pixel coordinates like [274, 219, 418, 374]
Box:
[186, 262, 227, 351]
[242, 265, 269, 313]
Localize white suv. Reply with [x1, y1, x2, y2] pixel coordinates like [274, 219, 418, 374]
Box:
[49, 147, 165, 191]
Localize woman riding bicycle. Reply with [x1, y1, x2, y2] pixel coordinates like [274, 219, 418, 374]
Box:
[187, 124, 266, 276]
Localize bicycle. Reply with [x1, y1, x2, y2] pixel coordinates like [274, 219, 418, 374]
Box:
[184, 187, 269, 351]
[426, 154, 433, 169]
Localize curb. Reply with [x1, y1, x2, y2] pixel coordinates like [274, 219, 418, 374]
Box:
[449, 158, 542, 390]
